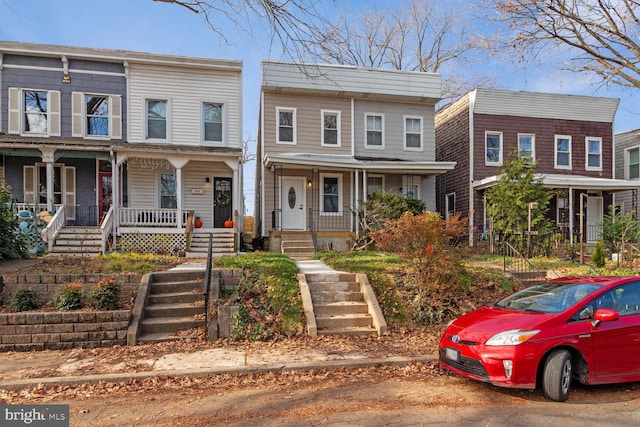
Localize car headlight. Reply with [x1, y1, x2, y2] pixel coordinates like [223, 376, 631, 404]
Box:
[486, 329, 540, 346]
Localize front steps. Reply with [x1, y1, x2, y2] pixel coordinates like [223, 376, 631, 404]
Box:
[137, 274, 205, 343]
[281, 231, 315, 260]
[187, 230, 235, 258]
[48, 227, 102, 257]
[300, 272, 386, 336]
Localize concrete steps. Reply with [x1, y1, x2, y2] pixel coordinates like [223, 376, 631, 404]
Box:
[187, 230, 235, 258]
[281, 232, 315, 260]
[138, 277, 205, 343]
[48, 227, 102, 257]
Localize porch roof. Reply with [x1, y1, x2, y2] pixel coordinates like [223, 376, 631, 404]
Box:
[264, 153, 456, 174]
[473, 173, 640, 191]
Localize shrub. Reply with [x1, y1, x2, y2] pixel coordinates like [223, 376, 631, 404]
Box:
[54, 283, 84, 311]
[591, 240, 606, 268]
[10, 288, 39, 311]
[90, 277, 121, 310]
[104, 260, 130, 273]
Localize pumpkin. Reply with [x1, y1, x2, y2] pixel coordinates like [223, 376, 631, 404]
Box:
[194, 217, 203, 228]
[224, 218, 234, 228]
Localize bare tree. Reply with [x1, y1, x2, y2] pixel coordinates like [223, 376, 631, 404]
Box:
[304, 0, 494, 101]
[485, 0, 640, 89]
[152, 0, 329, 60]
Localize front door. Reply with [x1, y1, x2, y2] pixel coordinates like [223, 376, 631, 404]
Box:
[213, 177, 233, 228]
[586, 196, 603, 243]
[98, 172, 112, 223]
[281, 177, 305, 230]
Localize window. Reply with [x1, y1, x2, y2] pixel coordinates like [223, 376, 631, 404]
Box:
[24, 90, 48, 134]
[586, 137, 602, 170]
[366, 175, 384, 198]
[147, 100, 167, 140]
[518, 134, 535, 162]
[86, 95, 109, 136]
[321, 110, 340, 146]
[628, 147, 640, 179]
[446, 193, 456, 219]
[402, 175, 420, 198]
[485, 132, 502, 165]
[365, 113, 384, 148]
[160, 174, 177, 208]
[555, 135, 572, 169]
[203, 103, 223, 143]
[277, 107, 296, 144]
[557, 192, 569, 227]
[321, 174, 342, 214]
[404, 116, 423, 150]
[38, 165, 62, 205]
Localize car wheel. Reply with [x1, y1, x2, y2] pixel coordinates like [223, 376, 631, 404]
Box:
[542, 349, 572, 402]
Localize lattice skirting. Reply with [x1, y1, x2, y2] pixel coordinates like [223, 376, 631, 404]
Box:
[117, 233, 186, 255]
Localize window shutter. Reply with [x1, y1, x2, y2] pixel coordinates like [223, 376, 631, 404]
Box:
[64, 166, 76, 220]
[23, 165, 36, 203]
[72, 92, 83, 137]
[111, 95, 122, 139]
[49, 90, 61, 136]
[8, 88, 20, 134]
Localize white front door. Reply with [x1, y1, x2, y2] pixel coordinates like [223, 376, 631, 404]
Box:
[586, 196, 603, 243]
[281, 177, 306, 230]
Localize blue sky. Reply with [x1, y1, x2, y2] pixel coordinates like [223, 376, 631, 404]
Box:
[1, 0, 639, 214]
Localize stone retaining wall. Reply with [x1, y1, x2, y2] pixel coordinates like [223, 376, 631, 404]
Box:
[0, 310, 131, 352]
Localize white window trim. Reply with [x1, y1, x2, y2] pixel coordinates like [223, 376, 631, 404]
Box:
[201, 101, 226, 145]
[320, 172, 342, 216]
[20, 88, 50, 137]
[402, 175, 421, 198]
[157, 172, 177, 209]
[145, 98, 170, 143]
[446, 192, 456, 220]
[321, 109, 341, 147]
[585, 136, 603, 171]
[276, 106, 297, 145]
[518, 133, 536, 162]
[403, 115, 423, 151]
[625, 146, 640, 180]
[82, 92, 115, 140]
[366, 174, 385, 197]
[556, 193, 569, 227]
[485, 131, 503, 166]
[364, 112, 385, 150]
[554, 134, 572, 170]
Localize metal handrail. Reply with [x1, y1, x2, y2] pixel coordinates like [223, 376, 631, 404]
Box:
[308, 208, 317, 251]
[203, 232, 213, 340]
[502, 241, 538, 276]
[100, 206, 114, 253]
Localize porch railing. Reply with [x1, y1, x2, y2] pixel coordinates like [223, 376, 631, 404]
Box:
[44, 208, 66, 252]
[308, 208, 318, 251]
[15, 203, 63, 214]
[100, 206, 114, 253]
[271, 209, 355, 232]
[118, 208, 190, 227]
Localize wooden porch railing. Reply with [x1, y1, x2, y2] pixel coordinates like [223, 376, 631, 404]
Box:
[118, 208, 190, 227]
[100, 206, 114, 253]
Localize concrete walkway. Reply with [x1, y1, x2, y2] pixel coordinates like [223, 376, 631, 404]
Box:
[295, 259, 344, 274]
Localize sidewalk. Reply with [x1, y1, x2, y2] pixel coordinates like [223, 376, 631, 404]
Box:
[0, 259, 438, 391]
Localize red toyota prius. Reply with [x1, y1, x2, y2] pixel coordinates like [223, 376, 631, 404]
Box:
[439, 276, 640, 401]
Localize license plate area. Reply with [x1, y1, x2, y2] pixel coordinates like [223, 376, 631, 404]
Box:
[446, 347, 460, 363]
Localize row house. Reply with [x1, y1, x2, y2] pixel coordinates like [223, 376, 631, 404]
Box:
[614, 129, 640, 217]
[0, 41, 243, 255]
[435, 88, 638, 246]
[255, 61, 455, 253]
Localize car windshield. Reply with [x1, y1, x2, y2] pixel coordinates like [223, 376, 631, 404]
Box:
[494, 282, 602, 313]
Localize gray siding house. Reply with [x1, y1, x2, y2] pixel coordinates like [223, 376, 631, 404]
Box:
[614, 129, 640, 216]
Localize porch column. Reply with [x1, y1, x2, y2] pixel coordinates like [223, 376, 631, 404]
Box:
[39, 148, 56, 212]
[111, 150, 118, 249]
[224, 159, 240, 229]
[568, 187, 574, 244]
[168, 157, 190, 229]
[354, 170, 359, 237]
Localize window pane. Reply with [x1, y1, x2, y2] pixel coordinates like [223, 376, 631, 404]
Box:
[588, 139, 600, 154]
[160, 174, 177, 209]
[588, 154, 600, 167]
[406, 133, 420, 148]
[557, 152, 569, 166]
[631, 164, 640, 179]
[24, 91, 48, 133]
[557, 138, 569, 152]
[148, 100, 167, 139]
[279, 127, 293, 142]
[278, 110, 294, 142]
[279, 111, 293, 127]
[204, 103, 223, 142]
[630, 148, 639, 164]
[324, 114, 337, 130]
[486, 134, 500, 163]
[324, 129, 337, 145]
[323, 177, 339, 213]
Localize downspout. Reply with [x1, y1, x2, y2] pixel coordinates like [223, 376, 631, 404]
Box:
[468, 90, 477, 246]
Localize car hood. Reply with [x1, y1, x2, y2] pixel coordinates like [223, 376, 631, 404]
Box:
[448, 306, 553, 343]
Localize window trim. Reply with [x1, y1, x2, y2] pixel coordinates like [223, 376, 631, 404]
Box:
[485, 131, 503, 166]
[364, 112, 385, 150]
[626, 146, 640, 180]
[145, 98, 170, 142]
[202, 101, 225, 145]
[320, 173, 342, 216]
[585, 136, 603, 171]
[321, 109, 341, 147]
[555, 135, 572, 170]
[84, 93, 111, 139]
[21, 89, 49, 136]
[404, 115, 423, 151]
[518, 133, 535, 163]
[276, 106, 297, 145]
[158, 172, 177, 209]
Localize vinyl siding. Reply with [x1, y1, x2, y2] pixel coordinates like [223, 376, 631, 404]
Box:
[128, 64, 241, 148]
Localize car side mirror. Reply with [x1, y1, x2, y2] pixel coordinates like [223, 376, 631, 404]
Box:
[591, 308, 619, 327]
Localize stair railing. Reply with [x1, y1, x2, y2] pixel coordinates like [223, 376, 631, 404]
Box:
[501, 241, 538, 279]
[308, 208, 318, 251]
[203, 232, 213, 340]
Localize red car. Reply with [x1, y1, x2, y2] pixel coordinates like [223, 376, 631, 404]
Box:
[439, 276, 640, 401]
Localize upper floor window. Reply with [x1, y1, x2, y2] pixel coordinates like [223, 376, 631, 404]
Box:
[277, 107, 296, 144]
[627, 147, 640, 180]
[71, 92, 122, 139]
[24, 91, 48, 134]
[485, 131, 503, 166]
[365, 113, 384, 149]
[555, 135, 572, 169]
[404, 116, 423, 151]
[518, 134, 535, 162]
[321, 110, 340, 146]
[86, 95, 109, 136]
[147, 99, 167, 140]
[321, 174, 342, 214]
[586, 137, 602, 171]
[204, 103, 223, 143]
[160, 173, 177, 208]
